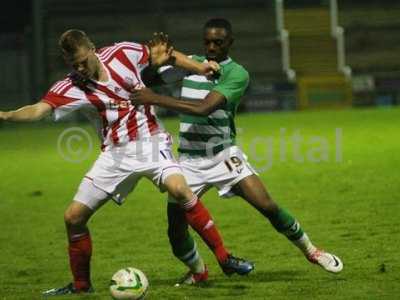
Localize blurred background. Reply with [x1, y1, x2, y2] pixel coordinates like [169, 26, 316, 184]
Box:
[1, 0, 400, 114]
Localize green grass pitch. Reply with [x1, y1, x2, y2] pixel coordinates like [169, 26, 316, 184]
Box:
[0, 107, 399, 299]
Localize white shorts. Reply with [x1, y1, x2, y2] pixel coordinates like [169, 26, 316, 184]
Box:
[74, 133, 182, 210]
[169, 146, 257, 203]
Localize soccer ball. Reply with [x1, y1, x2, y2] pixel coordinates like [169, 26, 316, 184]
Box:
[110, 267, 149, 300]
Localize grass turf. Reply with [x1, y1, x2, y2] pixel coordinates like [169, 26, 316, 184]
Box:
[0, 107, 399, 299]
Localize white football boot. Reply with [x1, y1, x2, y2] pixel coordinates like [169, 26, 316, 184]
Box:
[307, 249, 343, 273]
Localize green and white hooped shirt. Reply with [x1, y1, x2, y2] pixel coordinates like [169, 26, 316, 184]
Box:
[176, 55, 249, 157]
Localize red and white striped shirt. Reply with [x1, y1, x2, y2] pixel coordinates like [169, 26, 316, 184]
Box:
[43, 41, 163, 151]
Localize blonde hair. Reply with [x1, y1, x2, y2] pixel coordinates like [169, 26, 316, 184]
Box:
[58, 29, 94, 57]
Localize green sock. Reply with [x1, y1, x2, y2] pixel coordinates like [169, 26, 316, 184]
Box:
[269, 208, 316, 256]
[269, 208, 304, 240]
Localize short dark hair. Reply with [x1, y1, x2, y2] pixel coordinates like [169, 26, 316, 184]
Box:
[58, 29, 94, 57]
[204, 18, 233, 36]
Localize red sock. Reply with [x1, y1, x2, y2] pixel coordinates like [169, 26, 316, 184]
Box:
[68, 231, 92, 290]
[182, 197, 229, 263]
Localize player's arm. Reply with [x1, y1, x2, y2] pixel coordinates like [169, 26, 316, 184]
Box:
[131, 88, 225, 116]
[172, 50, 219, 76]
[142, 55, 218, 87]
[148, 32, 219, 75]
[145, 32, 219, 82]
[0, 101, 52, 122]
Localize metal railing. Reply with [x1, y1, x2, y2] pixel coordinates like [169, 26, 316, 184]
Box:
[275, 0, 296, 81]
[330, 0, 352, 79]
[275, 0, 352, 81]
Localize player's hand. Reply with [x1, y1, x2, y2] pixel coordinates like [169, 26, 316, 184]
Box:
[200, 60, 220, 77]
[148, 32, 174, 67]
[130, 87, 157, 105]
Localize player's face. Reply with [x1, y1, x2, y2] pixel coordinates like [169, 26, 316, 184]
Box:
[204, 27, 232, 62]
[65, 46, 99, 79]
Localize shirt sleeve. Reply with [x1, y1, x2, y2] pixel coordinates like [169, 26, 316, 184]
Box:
[157, 54, 200, 83]
[119, 42, 150, 73]
[158, 65, 190, 83]
[42, 79, 90, 121]
[212, 67, 249, 105]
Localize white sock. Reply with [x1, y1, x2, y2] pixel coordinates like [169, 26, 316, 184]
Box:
[292, 233, 317, 256]
[189, 255, 206, 274]
[185, 250, 206, 273]
[179, 243, 206, 274]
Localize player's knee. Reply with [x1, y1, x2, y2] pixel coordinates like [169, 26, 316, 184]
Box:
[168, 182, 192, 202]
[64, 208, 87, 228]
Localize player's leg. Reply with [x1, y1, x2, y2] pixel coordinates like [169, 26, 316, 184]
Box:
[232, 175, 308, 246]
[167, 200, 208, 285]
[232, 174, 343, 273]
[166, 165, 207, 273]
[64, 201, 95, 292]
[43, 178, 110, 296]
[164, 174, 228, 262]
[166, 163, 211, 285]
[163, 173, 254, 276]
[149, 137, 253, 276]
